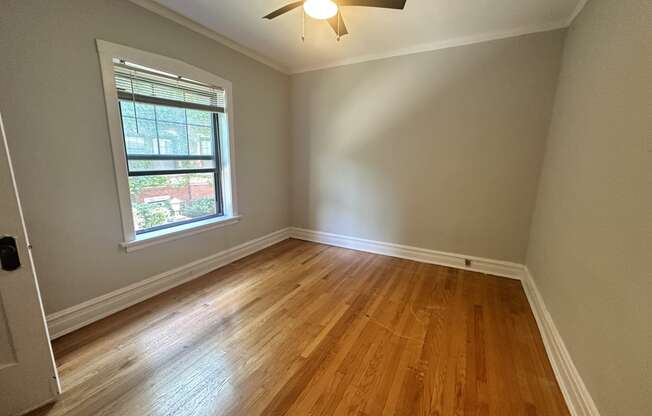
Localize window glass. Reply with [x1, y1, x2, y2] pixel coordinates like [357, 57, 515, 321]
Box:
[120, 100, 136, 117]
[128, 173, 217, 232]
[120, 100, 216, 158]
[157, 121, 189, 156]
[156, 106, 186, 124]
[119, 98, 221, 233]
[135, 102, 155, 120]
[186, 109, 212, 127]
[188, 125, 213, 156]
[122, 117, 158, 155]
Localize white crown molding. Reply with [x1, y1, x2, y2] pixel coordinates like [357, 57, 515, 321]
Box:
[522, 267, 601, 416]
[128, 0, 575, 75]
[290, 20, 569, 74]
[566, 0, 590, 26]
[127, 0, 290, 74]
[46, 228, 291, 339]
[289, 227, 525, 280]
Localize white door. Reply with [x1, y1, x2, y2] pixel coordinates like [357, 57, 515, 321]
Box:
[0, 113, 60, 416]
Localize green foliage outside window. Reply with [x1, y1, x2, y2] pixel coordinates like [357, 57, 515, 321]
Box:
[181, 198, 216, 218]
[129, 175, 170, 195]
[133, 201, 172, 230]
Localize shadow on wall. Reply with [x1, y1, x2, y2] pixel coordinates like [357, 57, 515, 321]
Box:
[292, 32, 562, 262]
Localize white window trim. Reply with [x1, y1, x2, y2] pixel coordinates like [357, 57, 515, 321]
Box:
[96, 39, 239, 251]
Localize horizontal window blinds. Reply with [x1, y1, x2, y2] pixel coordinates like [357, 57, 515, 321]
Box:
[113, 60, 225, 113]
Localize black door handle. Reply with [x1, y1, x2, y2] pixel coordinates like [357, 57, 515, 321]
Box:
[0, 236, 20, 271]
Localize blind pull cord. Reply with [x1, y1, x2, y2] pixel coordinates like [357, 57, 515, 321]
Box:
[178, 76, 192, 154]
[123, 60, 141, 135]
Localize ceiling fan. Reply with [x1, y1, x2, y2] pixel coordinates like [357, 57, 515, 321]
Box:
[263, 0, 407, 41]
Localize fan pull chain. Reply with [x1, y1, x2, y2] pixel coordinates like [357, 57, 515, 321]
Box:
[302, 9, 305, 42]
[338, 12, 341, 41]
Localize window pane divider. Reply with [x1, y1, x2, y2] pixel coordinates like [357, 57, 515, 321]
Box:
[121, 115, 213, 129]
[126, 154, 214, 161]
[128, 168, 215, 177]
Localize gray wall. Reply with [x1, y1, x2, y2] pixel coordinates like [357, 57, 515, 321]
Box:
[526, 1, 652, 415]
[290, 31, 565, 262]
[0, 0, 291, 314]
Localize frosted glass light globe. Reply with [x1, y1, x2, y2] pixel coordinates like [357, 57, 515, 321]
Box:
[304, 0, 338, 20]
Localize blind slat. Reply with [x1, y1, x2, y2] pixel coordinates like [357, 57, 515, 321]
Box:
[117, 91, 224, 113]
[113, 61, 226, 112]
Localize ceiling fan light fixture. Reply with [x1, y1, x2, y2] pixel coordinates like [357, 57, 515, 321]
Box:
[303, 0, 338, 20]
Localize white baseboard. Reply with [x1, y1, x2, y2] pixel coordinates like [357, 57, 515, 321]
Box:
[46, 228, 291, 339]
[290, 227, 599, 415]
[45, 224, 598, 416]
[521, 267, 600, 416]
[288, 227, 525, 280]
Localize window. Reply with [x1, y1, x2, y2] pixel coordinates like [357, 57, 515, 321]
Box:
[115, 62, 224, 234]
[98, 41, 238, 251]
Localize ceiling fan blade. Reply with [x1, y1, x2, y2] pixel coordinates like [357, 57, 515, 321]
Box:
[336, 0, 406, 9]
[263, 1, 304, 19]
[327, 11, 349, 37]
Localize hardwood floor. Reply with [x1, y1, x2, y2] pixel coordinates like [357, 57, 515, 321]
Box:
[30, 239, 569, 416]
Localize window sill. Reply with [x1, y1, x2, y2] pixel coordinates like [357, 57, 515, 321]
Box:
[121, 215, 241, 253]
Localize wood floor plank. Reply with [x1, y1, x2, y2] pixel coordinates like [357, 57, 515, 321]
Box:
[28, 239, 570, 416]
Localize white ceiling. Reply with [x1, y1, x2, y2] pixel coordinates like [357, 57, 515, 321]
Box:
[148, 0, 584, 73]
